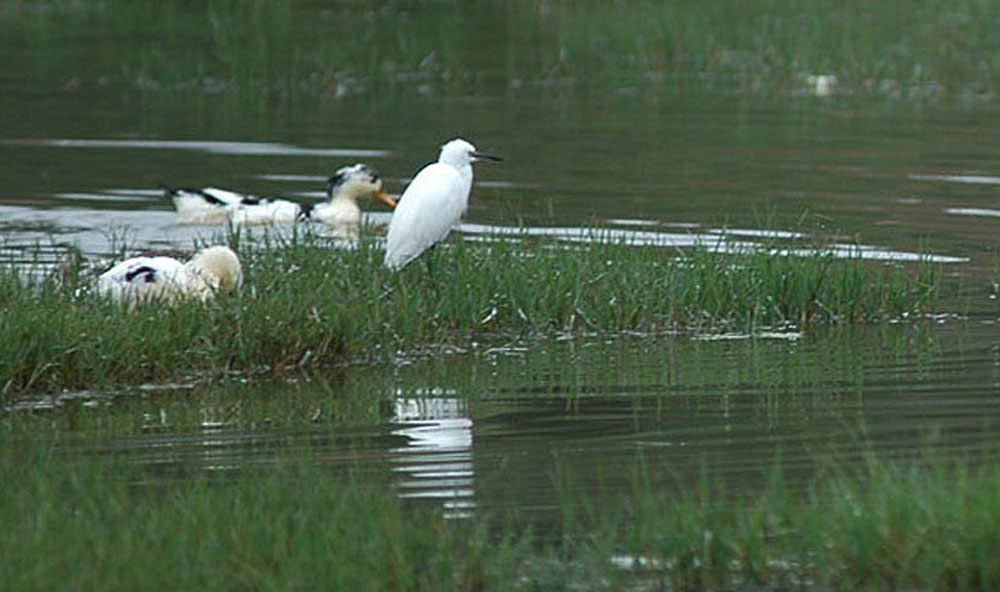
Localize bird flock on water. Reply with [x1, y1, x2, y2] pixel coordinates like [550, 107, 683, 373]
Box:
[97, 138, 501, 304]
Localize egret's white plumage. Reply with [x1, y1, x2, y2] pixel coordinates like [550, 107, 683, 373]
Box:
[308, 164, 397, 239]
[96, 245, 243, 304]
[384, 138, 501, 270]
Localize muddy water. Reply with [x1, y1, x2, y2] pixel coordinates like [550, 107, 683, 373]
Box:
[4, 11, 1000, 516]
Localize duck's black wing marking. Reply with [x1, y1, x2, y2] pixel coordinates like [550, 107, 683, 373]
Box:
[124, 265, 158, 283]
[160, 184, 231, 206]
[239, 194, 264, 206]
[195, 189, 231, 206]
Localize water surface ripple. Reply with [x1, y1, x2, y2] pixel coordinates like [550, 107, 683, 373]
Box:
[12, 322, 998, 516]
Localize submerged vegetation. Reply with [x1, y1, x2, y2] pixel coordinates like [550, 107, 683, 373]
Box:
[3, 442, 999, 591]
[2, 231, 938, 399]
[3, 0, 1000, 100]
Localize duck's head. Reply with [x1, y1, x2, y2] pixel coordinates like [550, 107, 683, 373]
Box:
[438, 138, 503, 168]
[188, 245, 243, 294]
[327, 164, 396, 208]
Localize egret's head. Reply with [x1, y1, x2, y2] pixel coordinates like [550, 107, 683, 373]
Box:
[327, 164, 396, 208]
[188, 245, 243, 293]
[438, 138, 502, 168]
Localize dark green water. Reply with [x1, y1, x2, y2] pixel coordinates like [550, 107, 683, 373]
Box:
[9, 322, 1000, 517]
[4, 1, 1000, 516]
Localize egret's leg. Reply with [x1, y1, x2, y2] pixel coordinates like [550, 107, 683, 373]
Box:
[423, 252, 438, 295]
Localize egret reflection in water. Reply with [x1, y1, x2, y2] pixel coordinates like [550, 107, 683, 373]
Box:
[392, 394, 475, 519]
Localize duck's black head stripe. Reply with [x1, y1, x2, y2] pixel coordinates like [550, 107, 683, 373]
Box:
[328, 173, 346, 188]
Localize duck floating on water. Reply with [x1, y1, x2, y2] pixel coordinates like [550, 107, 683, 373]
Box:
[164, 164, 396, 234]
[96, 245, 243, 304]
[165, 185, 305, 226]
[310, 164, 397, 239]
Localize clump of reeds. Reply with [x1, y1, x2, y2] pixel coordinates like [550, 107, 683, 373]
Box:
[5, 0, 999, 99]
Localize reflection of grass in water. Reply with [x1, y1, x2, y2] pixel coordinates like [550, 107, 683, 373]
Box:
[1, 229, 938, 398]
[4, 0, 1000, 98]
[3, 442, 999, 589]
[5, 321, 942, 441]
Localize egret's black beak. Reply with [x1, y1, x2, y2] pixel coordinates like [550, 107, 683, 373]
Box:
[471, 151, 503, 162]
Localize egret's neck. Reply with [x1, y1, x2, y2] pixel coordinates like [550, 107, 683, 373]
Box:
[438, 156, 474, 189]
[456, 163, 473, 189]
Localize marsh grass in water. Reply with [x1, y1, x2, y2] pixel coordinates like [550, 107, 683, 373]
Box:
[3, 442, 999, 591]
[1, 230, 937, 399]
[4, 0, 1000, 100]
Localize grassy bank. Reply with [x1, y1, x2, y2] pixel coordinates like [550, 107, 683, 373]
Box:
[1, 231, 938, 399]
[3, 443, 998, 590]
[3, 0, 1000, 100]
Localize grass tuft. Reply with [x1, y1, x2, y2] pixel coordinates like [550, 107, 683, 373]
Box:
[1, 230, 938, 399]
[2, 442, 999, 590]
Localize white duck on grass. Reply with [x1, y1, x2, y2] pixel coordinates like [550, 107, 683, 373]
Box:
[163, 164, 396, 232]
[384, 138, 501, 270]
[96, 245, 243, 304]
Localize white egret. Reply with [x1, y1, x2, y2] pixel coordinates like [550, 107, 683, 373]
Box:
[383, 138, 501, 270]
[96, 245, 243, 304]
[308, 164, 397, 239]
